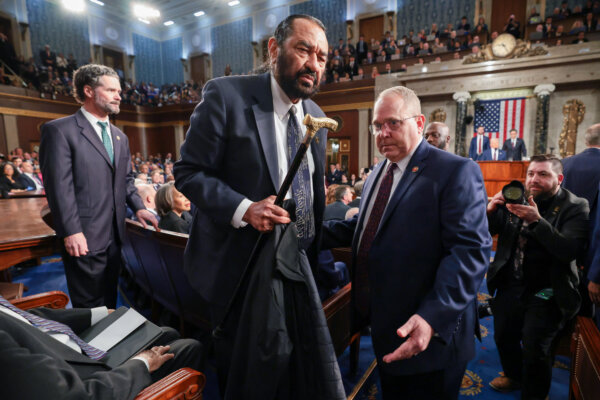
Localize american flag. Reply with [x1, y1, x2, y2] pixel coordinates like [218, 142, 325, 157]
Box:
[473, 98, 526, 144]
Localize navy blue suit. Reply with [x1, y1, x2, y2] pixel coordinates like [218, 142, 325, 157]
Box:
[502, 137, 527, 161]
[468, 134, 490, 159]
[40, 110, 144, 307]
[562, 148, 600, 212]
[174, 73, 327, 308]
[589, 183, 600, 284]
[477, 148, 507, 161]
[323, 141, 491, 380]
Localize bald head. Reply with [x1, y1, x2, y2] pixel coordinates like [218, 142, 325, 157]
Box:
[376, 86, 421, 116]
[424, 122, 450, 151]
[585, 123, 600, 147]
[136, 184, 157, 210]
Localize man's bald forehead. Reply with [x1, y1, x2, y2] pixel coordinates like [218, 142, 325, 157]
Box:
[425, 122, 449, 134]
[376, 86, 421, 115]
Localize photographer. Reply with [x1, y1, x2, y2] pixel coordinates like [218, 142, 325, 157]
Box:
[485, 154, 589, 398]
[504, 14, 521, 38]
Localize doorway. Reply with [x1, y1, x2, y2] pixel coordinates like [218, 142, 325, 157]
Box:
[359, 15, 385, 43]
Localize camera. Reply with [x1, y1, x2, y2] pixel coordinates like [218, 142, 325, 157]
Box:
[502, 180, 527, 205]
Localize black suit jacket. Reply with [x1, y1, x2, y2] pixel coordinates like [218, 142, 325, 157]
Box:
[487, 188, 589, 320]
[0, 307, 151, 399]
[158, 210, 192, 234]
[174, 73, 327, 307]
[40, 110, 144, 251]
[502, 137, 527, 161]
[562, 148, 600, 211]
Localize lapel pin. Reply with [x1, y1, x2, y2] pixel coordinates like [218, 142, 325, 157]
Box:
[116, 136, 121, 140]
[412, 166, 419, 172]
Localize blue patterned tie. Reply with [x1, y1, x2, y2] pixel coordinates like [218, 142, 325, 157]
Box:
[0, 295, 107, 360]
[287, 106, 315, 250]
[97, 121, 114, 164]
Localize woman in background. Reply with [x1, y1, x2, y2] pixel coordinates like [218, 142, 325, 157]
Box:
[155, 181, 192, 234]
[0, 162, 27, 194]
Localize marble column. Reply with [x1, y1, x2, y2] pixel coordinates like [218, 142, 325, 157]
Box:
[453, 91, 471, 157]
[533, 84, 555, 155]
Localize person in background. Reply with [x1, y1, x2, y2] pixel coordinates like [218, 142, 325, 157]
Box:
[0, 162, 27, 194]
[155, 182, 192, 234]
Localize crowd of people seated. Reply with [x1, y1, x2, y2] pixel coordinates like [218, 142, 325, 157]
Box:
[0, 42, 203, 106]
[528, 0, 599, 40]
[0, 147, 43, 196]
[324, 3, 600, 81]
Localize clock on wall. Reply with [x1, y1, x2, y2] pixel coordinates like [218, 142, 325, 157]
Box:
[491, 33, 517, 58]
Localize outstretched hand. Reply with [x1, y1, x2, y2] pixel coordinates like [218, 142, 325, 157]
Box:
[382, 314, 434, 363]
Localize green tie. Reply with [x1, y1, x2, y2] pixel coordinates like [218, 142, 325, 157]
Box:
[97, 121, 114, 164]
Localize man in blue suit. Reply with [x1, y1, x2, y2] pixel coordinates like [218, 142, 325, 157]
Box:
[502, 129, 527, 160]
[588, 183, 600, 326]
[174, 15, 337, 394]
[478, 138, 507, 161]
[563, 124, 600, 317]
[323, 86, 492, 399]
[40, 64, 157, 308]
[562, 124, 600, 214]
[469, 125, 490, 159]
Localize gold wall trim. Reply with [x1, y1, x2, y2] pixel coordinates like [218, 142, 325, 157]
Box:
[0, 107, 66, 120]
[319, 85, 375, 95]
[321, 102, 373, 112]
[0, 91, 78, 107]
[0, 106, 188, 128]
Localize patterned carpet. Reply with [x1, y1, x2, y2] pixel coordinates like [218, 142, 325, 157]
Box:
[11, 256, 570, 399]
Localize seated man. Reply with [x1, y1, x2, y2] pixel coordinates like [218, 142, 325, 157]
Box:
[0, 296, 203, 399]
[135, 183, 159, 220]
[324, 185, 353, 221]
[486, 154, 589, 398]
[478, 138, 506, 161]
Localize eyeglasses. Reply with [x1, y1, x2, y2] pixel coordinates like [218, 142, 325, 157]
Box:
[369, 116, 419, 135]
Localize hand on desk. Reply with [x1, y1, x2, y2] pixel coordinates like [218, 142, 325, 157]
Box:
[382, 314, 434, 363]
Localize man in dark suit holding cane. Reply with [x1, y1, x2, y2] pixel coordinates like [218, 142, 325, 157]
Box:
[174, 15, 343, 398]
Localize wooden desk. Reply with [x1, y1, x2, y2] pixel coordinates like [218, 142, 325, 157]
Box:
[477, 161, 530, 196]
[6, 189, 46, 198]
[0, 197, 56, 275]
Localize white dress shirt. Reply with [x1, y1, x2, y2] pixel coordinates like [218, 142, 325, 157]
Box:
[231, 73, 315, 228]
[24, 172, 44, 189]
[80, 106, 112, 144]
[358, 138, 422, 247]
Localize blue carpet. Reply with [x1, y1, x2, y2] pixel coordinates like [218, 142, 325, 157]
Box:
[10, 256, 570, 399]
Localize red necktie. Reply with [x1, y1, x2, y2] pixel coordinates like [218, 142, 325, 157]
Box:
[355, 163, 397, 319]
[493, 150, 497, 160]
[478, 136, 482, 154]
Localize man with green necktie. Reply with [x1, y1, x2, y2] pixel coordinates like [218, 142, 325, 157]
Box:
[40, 64, 157, 308]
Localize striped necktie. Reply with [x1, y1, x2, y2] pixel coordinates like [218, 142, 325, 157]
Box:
[97, 121, 114, 164]
[287, 105, 315, 250]
[355, 163, 397, 318]
[0, 295, 106, 360]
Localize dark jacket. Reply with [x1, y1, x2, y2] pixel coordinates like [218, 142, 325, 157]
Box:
[323, 201, 350, 221]
[487, 188, 589, 320]
[158, 210, 192, 234]
[224, 223, 345, 400]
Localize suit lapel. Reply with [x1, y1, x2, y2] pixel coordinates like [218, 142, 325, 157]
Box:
[251, 74, 278, 193]
[75, 110, 114, 169]
[111, 125, 121, 170]
[379, 141, 429, 231]
[351, 161, 385, 249]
